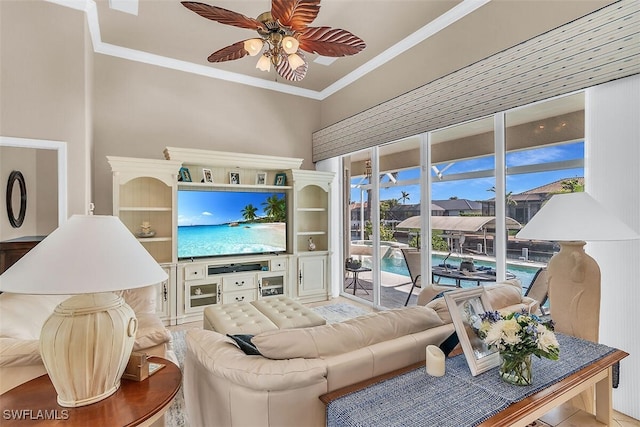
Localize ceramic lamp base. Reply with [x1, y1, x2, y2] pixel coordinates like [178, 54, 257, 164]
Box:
[39, 292, 138, 407]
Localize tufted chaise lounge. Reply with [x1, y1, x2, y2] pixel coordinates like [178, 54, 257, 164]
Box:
[202, 296, 326, 334]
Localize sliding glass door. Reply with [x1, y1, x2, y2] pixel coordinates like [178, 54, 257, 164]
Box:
[340, 92, 585, 310]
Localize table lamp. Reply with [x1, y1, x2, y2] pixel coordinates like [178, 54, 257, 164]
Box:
[516, 192, 639, 343]
[0, 214, 167, 407]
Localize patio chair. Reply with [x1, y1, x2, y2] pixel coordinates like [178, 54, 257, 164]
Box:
[401, 248, 422, 306]
[402, 248, 463, 306]
[524, 267, 549, 315]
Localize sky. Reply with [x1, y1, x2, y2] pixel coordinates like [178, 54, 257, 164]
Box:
[351, 141, 584, 203]
[178, 190, 285, 226]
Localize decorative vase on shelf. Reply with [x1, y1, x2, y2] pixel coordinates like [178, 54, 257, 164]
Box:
[499, 352, 533, 386]
[308, 237, 316, 251]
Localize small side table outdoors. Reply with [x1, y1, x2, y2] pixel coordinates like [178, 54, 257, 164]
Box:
[345, 266, 372, 295]
[0, 356, 181, 426]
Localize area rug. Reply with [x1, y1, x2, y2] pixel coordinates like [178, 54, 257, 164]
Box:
[165, 303, 369, 426]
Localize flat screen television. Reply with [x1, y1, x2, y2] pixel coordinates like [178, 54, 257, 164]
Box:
[177, 189, 287, 259]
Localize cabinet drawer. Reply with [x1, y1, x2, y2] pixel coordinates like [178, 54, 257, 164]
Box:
[222, 289, 257, 304]
[222, 274, 256, 291]
[270, 259, 287, 271]
[184, 265, 205, 281]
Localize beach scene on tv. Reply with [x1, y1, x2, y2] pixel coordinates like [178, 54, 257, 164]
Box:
[178, 190, 287, 258]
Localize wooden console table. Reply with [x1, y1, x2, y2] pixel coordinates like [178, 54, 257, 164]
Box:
[321, 343, 627, 427]
[0, 357, 181, 426]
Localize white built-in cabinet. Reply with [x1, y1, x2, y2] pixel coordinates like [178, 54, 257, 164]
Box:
[107, 156, 182, 325]
[109, 150, 334, 325]
[288, 170, 333, 303]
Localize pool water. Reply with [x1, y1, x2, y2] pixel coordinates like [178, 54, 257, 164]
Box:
[377, 254, 541, 290]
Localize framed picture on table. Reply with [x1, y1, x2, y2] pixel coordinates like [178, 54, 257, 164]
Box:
[256, 172, 267, 185]
[444, 287, 499, 376]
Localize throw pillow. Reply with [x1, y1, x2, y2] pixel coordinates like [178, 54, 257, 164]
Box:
[226, 334, 262, 356]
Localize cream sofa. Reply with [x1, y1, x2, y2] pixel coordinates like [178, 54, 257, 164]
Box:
[0, 285, 174, 394]
[184, 280, 537, 427]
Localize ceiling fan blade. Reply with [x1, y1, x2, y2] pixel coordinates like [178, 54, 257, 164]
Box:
[298, 27, 366, 56]
[271, 0, 320, 31]
[182, 2, 266, 31]
[207, 40, 250, 62]
[275, 50, 308, 82]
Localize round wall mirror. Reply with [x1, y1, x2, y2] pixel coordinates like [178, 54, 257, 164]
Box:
[6, 170, 27, 228]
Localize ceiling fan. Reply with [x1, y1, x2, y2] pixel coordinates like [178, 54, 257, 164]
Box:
[181, 0, 366, 81]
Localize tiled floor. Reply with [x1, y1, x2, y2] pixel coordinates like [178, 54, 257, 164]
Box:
[539, 402, 640, 427]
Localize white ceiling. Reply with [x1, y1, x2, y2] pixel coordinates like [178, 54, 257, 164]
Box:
[51, 0, 616, 100]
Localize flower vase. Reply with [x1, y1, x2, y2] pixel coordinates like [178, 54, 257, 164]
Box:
[499, 352, 532, 386]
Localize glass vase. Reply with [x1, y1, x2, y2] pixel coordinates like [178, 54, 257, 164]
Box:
[499, 352, 532, 386]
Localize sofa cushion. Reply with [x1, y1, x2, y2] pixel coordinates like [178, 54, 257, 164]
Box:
[133, 313, 172, 351]
[186, 329, 327, 391]
[425, 280, 535, 323]
[0, 294, 71, 340]
[0, 338, 42, 367]
[252, 306, 444, 360]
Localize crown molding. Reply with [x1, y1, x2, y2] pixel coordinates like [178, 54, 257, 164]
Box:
[44, 0, 487, 100]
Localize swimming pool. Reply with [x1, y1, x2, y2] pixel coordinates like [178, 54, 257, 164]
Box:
[375, 253, 541, 290]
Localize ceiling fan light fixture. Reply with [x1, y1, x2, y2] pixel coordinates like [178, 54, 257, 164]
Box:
[244, 38, 264, 56]
[282, 36, 299, 55]
[256, 54, 271, 72]
[287, 53, 305, 70]
[182, 0, 366, 82]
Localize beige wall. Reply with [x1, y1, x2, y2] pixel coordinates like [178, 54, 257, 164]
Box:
[0, 1, 91, 218]
[91, 55, 320, 214]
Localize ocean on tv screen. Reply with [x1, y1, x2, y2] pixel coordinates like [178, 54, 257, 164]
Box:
[177, 189, 287, 258]
[178, 223, 286, 258]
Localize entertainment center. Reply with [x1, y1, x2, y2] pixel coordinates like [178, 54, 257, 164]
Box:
[108, 148, 333, 325]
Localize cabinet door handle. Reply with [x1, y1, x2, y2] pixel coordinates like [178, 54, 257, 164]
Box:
[163, 283, 168, 302]
[299, 271, 303, 284]
[236, 281, 245, 287]
[235, 296, 245, 302]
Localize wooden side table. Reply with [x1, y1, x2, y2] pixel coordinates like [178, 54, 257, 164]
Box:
[0, 357, 181, 426]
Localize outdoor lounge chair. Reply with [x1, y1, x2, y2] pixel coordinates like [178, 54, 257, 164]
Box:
[524, 267, 549, 315]
[401, 248, 454, 306]
[401, 248, 421, 306]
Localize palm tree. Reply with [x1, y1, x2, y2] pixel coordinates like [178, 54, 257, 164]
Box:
[262, 195, 286, 222]
[488, 186, 517, 206]
[400, 191, 410, 204]
[241, 204, 258, 222]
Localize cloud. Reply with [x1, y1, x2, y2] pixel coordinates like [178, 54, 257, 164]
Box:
[202, 211, 212, 216]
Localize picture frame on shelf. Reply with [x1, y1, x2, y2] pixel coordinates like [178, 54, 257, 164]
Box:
[179, 167, 192, 182]
[256, 172, 267, 185]
[202, 168, 213, 183]
[274, 173, 286, 186]
[229, 172, 240, 185]
[443, 287, 499, 376]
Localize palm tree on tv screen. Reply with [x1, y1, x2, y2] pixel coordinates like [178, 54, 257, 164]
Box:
[241, 204, 258, 222]
[263, 195, 286, 222]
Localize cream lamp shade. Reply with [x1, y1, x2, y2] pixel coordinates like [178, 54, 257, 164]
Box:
[515, 192, 638, 242]
[0, 215, 168, 407]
